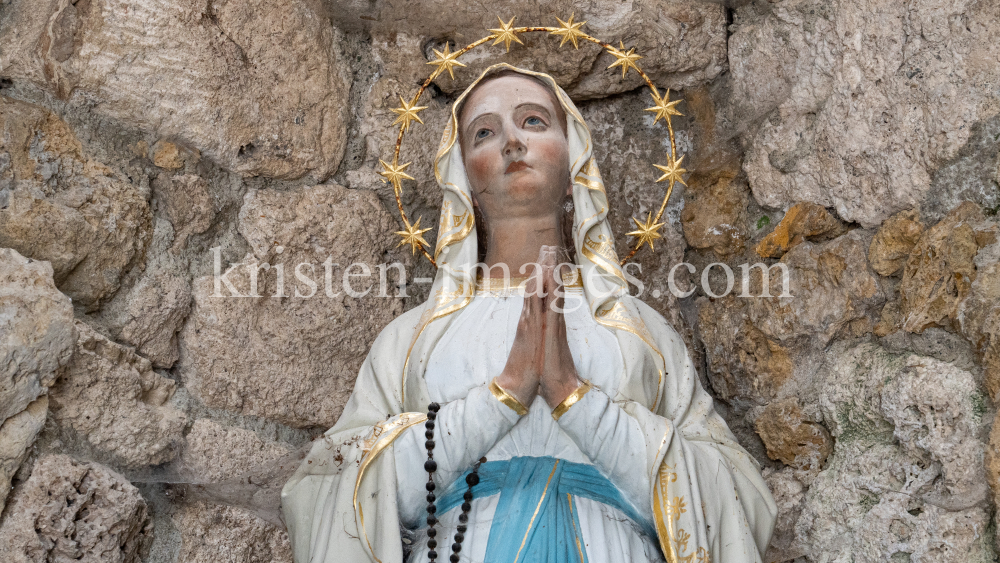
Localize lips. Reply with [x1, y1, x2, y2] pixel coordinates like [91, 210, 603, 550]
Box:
[505, 161, 529, 174]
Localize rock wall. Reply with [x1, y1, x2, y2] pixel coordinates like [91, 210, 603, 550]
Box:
[0, 0, 997, 561]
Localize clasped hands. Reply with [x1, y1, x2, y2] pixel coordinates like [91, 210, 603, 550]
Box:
[494, 246, 584, 410]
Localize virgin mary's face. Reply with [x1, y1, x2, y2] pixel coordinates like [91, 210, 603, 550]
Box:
[458, 74, 571, 222]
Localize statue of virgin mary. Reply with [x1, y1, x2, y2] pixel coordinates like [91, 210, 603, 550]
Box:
[281, 63, 776, 563]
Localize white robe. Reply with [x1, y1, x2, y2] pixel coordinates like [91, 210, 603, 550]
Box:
[394, 286, 666, 562]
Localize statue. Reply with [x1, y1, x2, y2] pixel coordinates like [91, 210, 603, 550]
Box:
[281, 64, 777, 563]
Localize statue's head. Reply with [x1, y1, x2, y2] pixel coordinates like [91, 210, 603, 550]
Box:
[457, 70, 572, 237]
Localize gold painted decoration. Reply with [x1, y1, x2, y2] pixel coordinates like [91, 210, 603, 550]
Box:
[379, 13, 689, 266]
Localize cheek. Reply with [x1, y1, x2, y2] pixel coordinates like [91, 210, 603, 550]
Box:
[466, 150, 499, 190]
[533, 138, 570, 181]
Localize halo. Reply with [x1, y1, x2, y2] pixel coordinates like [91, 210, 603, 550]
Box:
[379, 14, 688, 267]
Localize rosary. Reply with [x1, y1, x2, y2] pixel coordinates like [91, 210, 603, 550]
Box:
[424, 402, 483, 563]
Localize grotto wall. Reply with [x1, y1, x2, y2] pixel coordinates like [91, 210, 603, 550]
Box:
[0, 0, 998, 561]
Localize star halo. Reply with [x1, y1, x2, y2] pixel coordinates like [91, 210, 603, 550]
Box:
[380, 14, 688, 266]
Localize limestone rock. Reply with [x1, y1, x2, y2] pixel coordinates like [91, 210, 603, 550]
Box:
[753, 230, 884, 344]
[178, 184, 407, 428]
[699, 231, 884, 404]
[95, 174, 207, 369]
[788, 342, 993, 562]
[755, 397, 832, 471]
[729, 0, 1000, 228]
[171, 419, 294, 562]
[0, 0, 351, 180]
[359, 1, 726, 100]
[958, 240, 1000, 399]
[867, 209, 924, 276]
[698, 296, 794, 403]
[0, 247, 75, 423]
[173, 502, 292, 563]
[0, 96, 151, 310]
[98, 250, 192, 369]
[754, 202, 846, 259]
[156, 174, 215, 252]
[681, 167, 751, 257]
[180, 418, 291, 483]
[49, 321, 186, 468]
[899, 201, 998, 333]
[762, 467, 807, 563]
[0, 454, 153, 563]
[0, 396, 47, 515]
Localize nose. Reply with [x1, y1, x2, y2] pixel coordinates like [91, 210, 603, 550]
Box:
[502, 129, 526, 158]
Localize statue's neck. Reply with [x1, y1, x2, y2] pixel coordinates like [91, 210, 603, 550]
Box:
[482, 213, 566, 273]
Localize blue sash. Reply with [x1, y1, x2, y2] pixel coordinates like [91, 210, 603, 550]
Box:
[437, 456, 654, 563]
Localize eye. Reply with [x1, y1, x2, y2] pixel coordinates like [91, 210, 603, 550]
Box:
[525, 116, 545, 127]
[475, 128, 492, 140]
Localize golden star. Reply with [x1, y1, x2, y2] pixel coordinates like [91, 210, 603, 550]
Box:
[427, 43, 466, 80]
[653, 154, 688, 186]
[627, 212, 665, 252]
[551, 14, 587, 49]
[390, 95, 428, 133]
[645, 89, 683, 124]
[607, 41, 643, 79]
[378, 159, 415, 194]
[489, 16, 524, 52]
[395, 217, 432, 255]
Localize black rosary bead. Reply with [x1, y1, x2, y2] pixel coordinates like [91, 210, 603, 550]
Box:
[426, 403, 482, 563]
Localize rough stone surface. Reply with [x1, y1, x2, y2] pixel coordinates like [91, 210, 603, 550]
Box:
[178, 184, 407, 428]
[48, 321, 186, 468]
[353, 1, 726, 100]
[0, 396, 47, 515]
[0, 96, 151, 310]
[755, 202, 846, 259]
[171, 419, 293, 563]
[0, 0, 351, 180]
[681, 165, 751, 256]
[787, 341, 994, 562]
[958, 240, 1000, 399]
[0, 247, 75, 423]
[755, 397, 833, 471]
[700, 230, 885, 404]
[899, 201, 998, 333]
[729, 0, 1000, 228]
[0, 454, 153, 563]
[868, 208, 925, 276]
